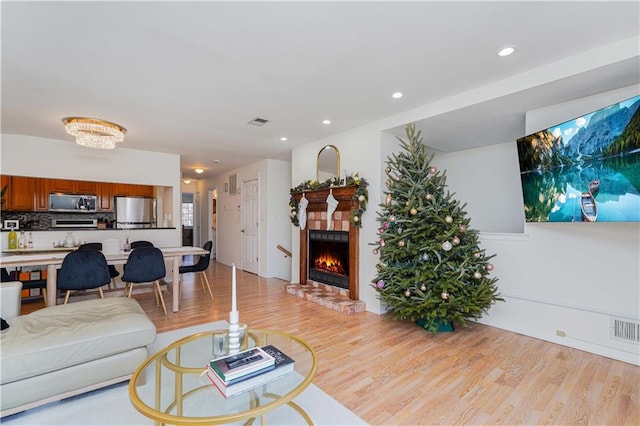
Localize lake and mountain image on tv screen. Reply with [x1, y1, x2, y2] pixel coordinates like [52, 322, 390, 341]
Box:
[517, 95, 640, 223]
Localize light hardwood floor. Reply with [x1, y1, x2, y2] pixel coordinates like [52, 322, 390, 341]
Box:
[25, 261, 640, 425]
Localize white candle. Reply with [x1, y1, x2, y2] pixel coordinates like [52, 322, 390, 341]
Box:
[231, 263, 237, 312]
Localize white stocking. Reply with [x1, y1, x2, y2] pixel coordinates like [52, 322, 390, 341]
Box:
[298, 194, 309, 230]
[326, 189, 338, 230]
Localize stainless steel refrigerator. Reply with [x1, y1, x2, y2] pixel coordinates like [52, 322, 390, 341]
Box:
[115, 197, 157, 228]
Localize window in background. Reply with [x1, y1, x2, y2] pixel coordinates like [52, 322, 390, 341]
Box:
[182, 202, 194, 227]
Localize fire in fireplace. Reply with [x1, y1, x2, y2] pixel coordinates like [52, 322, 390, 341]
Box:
[308, 230, 349, 289]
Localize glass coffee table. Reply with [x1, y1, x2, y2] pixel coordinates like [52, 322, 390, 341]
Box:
[129, 328, 317, 425]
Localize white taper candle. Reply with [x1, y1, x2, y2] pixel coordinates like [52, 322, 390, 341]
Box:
[232, 263, 237, 312]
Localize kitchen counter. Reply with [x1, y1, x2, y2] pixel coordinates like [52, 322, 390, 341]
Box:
[2, 247, 77, 254]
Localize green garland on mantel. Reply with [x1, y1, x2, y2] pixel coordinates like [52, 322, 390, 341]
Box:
[289, 173, 369, 228]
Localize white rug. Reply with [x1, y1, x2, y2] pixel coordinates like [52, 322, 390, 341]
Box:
[3, 321, 368, 426]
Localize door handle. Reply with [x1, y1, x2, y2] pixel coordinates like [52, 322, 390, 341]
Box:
[241, 229, 245, 233]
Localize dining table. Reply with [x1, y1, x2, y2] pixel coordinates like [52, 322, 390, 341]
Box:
[0, 246, 208, 312]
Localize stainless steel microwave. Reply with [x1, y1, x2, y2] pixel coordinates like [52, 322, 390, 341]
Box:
[49, 193, 97, 213]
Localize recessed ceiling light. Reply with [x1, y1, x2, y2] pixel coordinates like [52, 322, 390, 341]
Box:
[194, 168, 204, 174]
[322, 119, 331, 125]
[497, 46, 515, 57]
[213, 159, 220, 164]
[280, 137, 288, 141]
[392, 92, 403, 99]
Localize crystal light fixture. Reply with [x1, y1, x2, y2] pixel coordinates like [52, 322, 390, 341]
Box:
[62, 117, 127, 149]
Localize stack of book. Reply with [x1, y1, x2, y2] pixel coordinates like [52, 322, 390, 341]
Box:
[207, 345, 295, 398]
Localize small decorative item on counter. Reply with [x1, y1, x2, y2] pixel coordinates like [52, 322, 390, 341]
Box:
[7, 227, 17, 249]
[124, 237, 131, 252]
[18, 231, 26, 249]
[27, 232, 33, 248]
[65, 232, 75, 248]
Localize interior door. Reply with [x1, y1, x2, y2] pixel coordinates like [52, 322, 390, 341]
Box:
[241, 179, 259, 274]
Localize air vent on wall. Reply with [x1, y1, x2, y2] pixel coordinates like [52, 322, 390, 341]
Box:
[228, 173, 239, 195]
[247, 117, 269, 126]
[610, 316, 640, 343]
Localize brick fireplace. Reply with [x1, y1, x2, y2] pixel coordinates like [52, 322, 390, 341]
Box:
[285, 185, 366, 314]
[294, 186, 362, 301]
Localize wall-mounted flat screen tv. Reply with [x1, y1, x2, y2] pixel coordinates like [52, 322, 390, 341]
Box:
[516, 94, 640, 223]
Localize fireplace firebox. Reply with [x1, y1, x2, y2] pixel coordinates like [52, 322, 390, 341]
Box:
[308, 230, 349, 289]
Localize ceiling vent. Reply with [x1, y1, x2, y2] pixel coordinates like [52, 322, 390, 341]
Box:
[247, 117, 270, 126]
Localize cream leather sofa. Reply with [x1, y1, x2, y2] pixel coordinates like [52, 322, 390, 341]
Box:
[0, 281, 157, 417]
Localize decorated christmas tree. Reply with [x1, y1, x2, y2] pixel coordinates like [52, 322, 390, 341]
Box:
[371, 124, 502, 332]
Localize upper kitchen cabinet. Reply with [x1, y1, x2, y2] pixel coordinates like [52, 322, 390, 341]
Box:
[97, 182, 113, 211]
[35, 178, 49, 211]
[8, 176, 35, 211]
[49, 179, 97, 194]
[1, 175, 11, 210]
[75, 180, 97, 194]
[113, 183, 154, 197]
[48, 179, 74, 193]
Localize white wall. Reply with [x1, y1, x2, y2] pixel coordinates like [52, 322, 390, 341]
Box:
[265, 159, 293, 281]
[0, 134, 182, 248]
[434, 141, 525, 233]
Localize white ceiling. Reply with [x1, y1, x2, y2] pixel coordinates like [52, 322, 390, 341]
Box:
[2, 1, 639, 180]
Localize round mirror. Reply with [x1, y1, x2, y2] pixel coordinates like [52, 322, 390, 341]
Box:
[317, 145, 340, 182]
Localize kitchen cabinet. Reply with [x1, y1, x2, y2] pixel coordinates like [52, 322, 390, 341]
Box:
[1, 175, 11, 210]
[49, 179, 74, 193]
[131, 185, 154, 197]
[75, 180, 97, 194]
[113, 183, 154, 197]
[97, 182, 113, 211]
[1, 175, 157, 213]
[50, 178, 97, 195]
[35, 178, 49, 211]
[9, 176, 35, 211]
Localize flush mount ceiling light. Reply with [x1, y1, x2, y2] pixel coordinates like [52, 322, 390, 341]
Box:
[497, 46, 515, 57]
[322, 119, 331, 125]
[280, 137, 288, 141]
[392, 92, 404, 99]
[194, 168, 204, 174]
[183, 178, 192, 184]
[62, 117, 126, 149]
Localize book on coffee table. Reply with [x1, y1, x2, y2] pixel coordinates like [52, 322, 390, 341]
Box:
[209, 346, 275, 381]
[207, 345, 295, 398]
